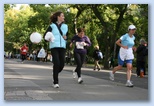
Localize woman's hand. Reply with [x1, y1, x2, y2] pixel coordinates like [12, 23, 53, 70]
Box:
[70, 42, 73, 48]
[63, 35, 67, 40]
[45, 38, 51, 42]
[132, 47, 137, 52]
[81, 42, 87, 46]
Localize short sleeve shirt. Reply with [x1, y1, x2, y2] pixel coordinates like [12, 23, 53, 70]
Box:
[120, 33, 135, 48]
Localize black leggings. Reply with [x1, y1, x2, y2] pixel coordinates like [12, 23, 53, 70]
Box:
[74, 52, 86, 78]
[51, 48, 66, 84]
[21, 54, 26, 61]
[136, 61, 146, 76]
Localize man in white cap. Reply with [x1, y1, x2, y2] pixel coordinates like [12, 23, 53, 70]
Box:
[109, 24, 137, 87]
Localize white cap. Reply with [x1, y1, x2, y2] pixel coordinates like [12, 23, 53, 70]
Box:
[128, 25, 136, 30]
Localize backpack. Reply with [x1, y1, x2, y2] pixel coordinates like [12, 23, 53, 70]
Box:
[97, 51, 103, 59]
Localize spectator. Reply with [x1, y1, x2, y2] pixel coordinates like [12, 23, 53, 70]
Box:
[136, 39, 148, 76]
[93, 45, 101, 71]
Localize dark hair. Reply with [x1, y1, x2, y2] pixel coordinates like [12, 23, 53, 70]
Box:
[77, 28, 85, 33]
[50, 11, 63, 23]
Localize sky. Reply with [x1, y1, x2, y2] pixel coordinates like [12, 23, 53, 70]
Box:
[13, 4, 29, 10]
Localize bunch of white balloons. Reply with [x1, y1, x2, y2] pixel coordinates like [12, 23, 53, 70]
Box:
[30, 32, 55, 44]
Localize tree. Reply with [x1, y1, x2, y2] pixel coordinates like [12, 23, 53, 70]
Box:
[4, 4, 148, 68]
[68, 4, 148, 68]
[4, 4, 35, 53]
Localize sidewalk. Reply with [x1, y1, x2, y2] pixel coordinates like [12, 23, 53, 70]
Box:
[4, 59, 148, 101]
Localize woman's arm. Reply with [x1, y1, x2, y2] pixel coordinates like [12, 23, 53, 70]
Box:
[69, 35, 75, 48]
[116, 39, 128, 49]
[84, 36, 91, 47]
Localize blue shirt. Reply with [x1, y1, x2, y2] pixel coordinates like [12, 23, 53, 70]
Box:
[120, 33, 135, 48]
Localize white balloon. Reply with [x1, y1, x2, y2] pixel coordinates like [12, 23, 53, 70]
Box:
[30, 32, 42, 43]
[45, 32, 55, 42]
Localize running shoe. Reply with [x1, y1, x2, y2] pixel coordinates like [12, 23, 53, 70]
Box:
[125, 81, 134, 87]
[53, 84, 59, 88]
[78, 77, 83, 84]
[72, 69, 77, 78]
[109, 71, 114, 81]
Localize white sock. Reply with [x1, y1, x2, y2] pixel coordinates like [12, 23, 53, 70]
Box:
[127, 80, 130, 83]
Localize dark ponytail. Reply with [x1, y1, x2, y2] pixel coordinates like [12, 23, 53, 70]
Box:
[49, 11, 63, 23]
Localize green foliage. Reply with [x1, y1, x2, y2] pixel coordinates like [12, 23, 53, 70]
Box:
[4, 4, 148, 69]
[4, 5, 34, 52]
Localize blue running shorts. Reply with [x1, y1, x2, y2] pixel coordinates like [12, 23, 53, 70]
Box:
[118, 54, 133, 66]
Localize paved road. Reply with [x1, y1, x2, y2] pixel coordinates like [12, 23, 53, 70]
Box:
[4, 59, 148, 101]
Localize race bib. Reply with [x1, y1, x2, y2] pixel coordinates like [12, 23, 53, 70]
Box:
[23, 49, 27, 52]
[76, 42, 84, 49]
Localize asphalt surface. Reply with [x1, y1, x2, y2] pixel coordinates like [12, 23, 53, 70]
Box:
[4, 59, 149, 101]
